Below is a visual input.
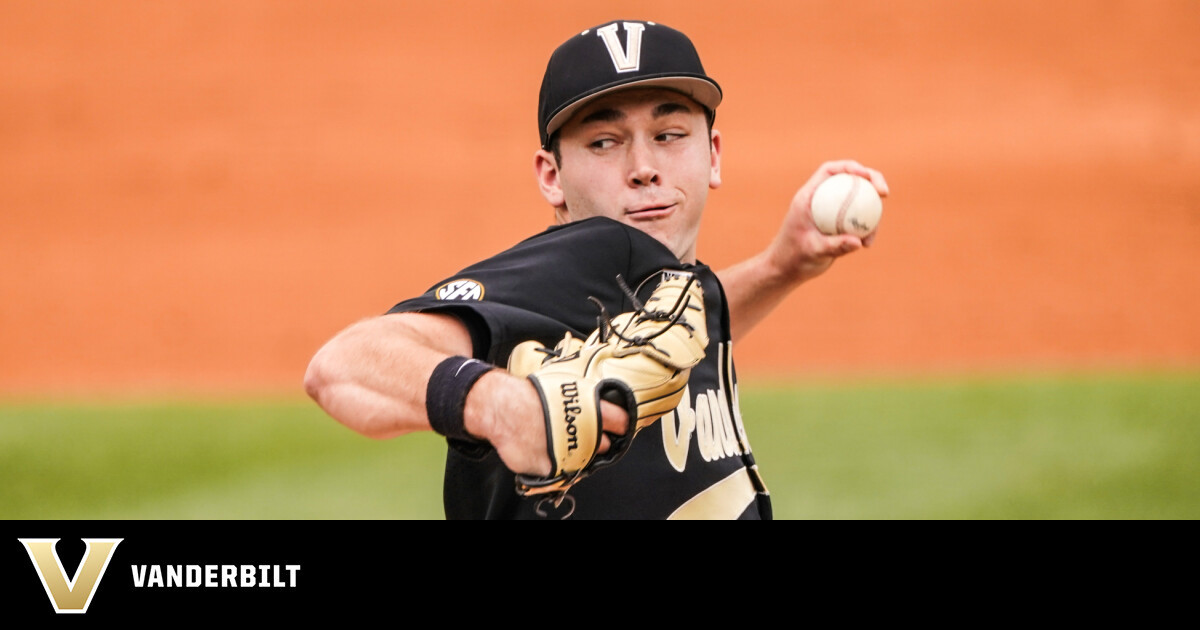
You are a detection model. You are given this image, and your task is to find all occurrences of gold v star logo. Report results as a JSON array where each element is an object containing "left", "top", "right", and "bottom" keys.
[{"left": 19, "top": 538, "right": 123, "bottom": 614}]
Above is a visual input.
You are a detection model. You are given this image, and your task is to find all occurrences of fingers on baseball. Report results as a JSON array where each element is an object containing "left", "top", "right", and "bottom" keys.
[
  {"left": 822, "top": 234, "right": 863, "bottom": 256},
  {"left": 813, "top": 159, "right": 889, "bottom": 198}
]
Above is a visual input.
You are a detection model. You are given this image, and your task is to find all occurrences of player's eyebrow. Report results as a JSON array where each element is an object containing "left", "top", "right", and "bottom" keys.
[
  {"left": 578, "top": 101, "right": 696, "bottom": 126},
  {"left": 579, "top": 107, "right": 625, "bottom": 126},
  {"left": 652, "top": 102, "right": 694, "bottom": 118}
]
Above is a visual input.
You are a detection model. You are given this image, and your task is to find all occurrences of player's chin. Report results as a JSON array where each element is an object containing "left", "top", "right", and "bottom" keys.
[{"left": 621, "top": 216, "right": 669, "bottom": 238}]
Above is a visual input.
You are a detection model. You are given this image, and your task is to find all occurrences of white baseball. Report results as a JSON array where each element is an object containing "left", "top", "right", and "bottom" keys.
[{"left": 810, "top": 173, "right": 883, "bottom": 237}]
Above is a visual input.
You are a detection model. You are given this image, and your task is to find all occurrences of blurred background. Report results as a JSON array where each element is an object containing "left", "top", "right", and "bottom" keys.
[{"left": 2, "top": 1, "right": 1197, "bottom": 519}]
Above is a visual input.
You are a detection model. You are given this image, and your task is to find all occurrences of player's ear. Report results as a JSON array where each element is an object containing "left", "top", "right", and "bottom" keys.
[
  {"left": 708, "top": 128, "right": 722, "bottom": 190},
  {"left": 534, "top": 149, "right": 566, "bottom": 208}
]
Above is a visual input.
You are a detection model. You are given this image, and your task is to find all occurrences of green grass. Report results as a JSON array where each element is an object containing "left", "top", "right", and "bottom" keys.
[
  {"left": 0, "top": 398, "right": 447, "bottom": 519},
  {"left": 745, "top": 370, "right": 1200, "bottom": 519},
  {"left": 2, "top": 370, "right": 1197, "bottom": 520}
]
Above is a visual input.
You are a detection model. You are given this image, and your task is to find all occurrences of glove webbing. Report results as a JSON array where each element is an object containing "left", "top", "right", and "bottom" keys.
[{"left": 589, "top": 273, "right": 701, "bottom": 348}]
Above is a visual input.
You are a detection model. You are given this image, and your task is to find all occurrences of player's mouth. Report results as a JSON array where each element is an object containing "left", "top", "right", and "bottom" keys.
[{"left": 626, "top": 203, "right": 675, "bottom": 220}]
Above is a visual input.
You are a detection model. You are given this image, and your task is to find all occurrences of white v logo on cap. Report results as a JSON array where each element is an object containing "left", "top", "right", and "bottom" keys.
[{"left": 596, "top": 22, "right": 646, "bottom": 73}]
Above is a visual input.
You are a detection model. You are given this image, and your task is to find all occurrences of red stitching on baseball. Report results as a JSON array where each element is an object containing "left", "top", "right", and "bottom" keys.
[{"left": 834, "top": 175, "right": 858, "bottom": 235}]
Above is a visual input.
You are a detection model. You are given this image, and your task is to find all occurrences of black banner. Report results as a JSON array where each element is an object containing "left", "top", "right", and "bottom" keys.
[{"left": 1, "top": 520, "right": 493, "bottom": 620}]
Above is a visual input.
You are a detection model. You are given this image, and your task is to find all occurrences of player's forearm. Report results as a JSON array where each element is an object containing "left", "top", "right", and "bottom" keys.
[
  {"left": 717, "top": 250, "right": 803, "bottom": 340},
  {"left": 719, "top": 215, "right": 866, "bottom": 339},
  {"left": 304, "top": 313, "right": 474, "bottom": 440}
]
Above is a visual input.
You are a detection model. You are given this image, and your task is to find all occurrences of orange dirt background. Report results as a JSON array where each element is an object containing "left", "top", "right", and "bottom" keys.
[{"left": 2, "top": 1, "right": 1198, "bottom": 397}]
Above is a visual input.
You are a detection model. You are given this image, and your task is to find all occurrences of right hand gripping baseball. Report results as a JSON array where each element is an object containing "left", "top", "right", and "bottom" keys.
[{"left": 507, "top": 270, "right": 709, "bottom": 499}]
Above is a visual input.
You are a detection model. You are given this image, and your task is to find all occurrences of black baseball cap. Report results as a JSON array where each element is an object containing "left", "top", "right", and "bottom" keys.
[{"left": 537, "top": 20, "right": 723, "bottom": 149}]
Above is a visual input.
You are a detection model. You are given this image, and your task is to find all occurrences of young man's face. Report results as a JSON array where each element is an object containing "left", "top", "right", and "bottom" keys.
[{"left": 535, "top": 88, "right": 722, "bottom": 264}]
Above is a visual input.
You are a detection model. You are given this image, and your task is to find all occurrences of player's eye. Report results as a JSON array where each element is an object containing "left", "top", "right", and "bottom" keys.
[
  {"left": 656, "top": 131, "right": 686, "bottom": 142},
  {"left": 590, "top": 138, "right": 618, "bottom": 150}
]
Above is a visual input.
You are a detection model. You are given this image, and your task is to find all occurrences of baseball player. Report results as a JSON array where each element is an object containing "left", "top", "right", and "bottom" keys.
[{"left": 305, "top": 19, "right": 888, "bottom": 519}]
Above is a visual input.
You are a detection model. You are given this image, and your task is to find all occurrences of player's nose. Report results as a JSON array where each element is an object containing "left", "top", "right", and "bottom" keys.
[{"left": 626, "top": 140, "right": 660, "bottom": 187}]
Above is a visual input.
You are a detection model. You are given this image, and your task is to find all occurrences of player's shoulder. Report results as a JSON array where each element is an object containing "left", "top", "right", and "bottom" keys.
[
  {"left": 504, "top": 216, "right": 676, "bottom": 268},
  {"left": 516, "top": 216, "right": 660, "bottom": 248},
  {"left": 400, "top": 216, "right": 683, "bottom": 311}
]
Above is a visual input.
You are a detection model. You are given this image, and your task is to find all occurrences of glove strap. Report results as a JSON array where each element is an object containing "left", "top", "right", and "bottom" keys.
[{"left": 426, "top": 355, "right": 493, "bottom": 444}]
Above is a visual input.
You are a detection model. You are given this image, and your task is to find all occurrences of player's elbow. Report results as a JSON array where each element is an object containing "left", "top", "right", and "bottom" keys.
[
  {"left": 304, "top": 342, "right": 342, "bottom": 409},
  {"left": 302, "top": 336, "right": 403, "bottom": 441},
  {"left": 304, "top": 320, "right": 368, "bottom": 405},
  {"left": 303, "top": 355, "right": 325, "bottom": 403},
  {"left": 304, "top": 345, "right": 333, "bottom": 405}
]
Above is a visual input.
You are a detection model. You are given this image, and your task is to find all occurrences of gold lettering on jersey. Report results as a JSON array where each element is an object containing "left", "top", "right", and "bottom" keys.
[
  {"left": 694, "top": 389, "right": 715, "bottom": 460},
  {"left": 662, "top": 385, "right": 695, "bottom": 471},
  {"left": 722, "top": 339, "right": 751, "bottom": 455},
  {"left": 704, "top": 390, "right": 724, "bottom": 458},
  {"left": 659, "top": 341, "right": 750, "bottom": 469}
]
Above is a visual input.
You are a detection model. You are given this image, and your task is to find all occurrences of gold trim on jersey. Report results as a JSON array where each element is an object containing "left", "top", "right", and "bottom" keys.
[{"left": 667, "top": 467, "right": 760, "bottom": 520}]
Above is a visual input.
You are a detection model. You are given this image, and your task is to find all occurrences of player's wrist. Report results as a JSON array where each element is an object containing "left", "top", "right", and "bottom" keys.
[
  {"left": 760, "top": 245, "right": 809, "bottom": 287},
  {"left": 426, "top": 355, "right": 493, "bottom": 444}
]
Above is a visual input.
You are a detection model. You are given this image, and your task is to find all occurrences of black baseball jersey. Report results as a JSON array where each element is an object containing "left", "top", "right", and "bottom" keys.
[{"left": 388, "top": 216, "right": 772, "bottom": 520}]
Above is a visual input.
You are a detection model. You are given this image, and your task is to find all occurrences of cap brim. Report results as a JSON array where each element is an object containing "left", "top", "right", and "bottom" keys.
[{"left": 543, "top": 76, "right": 722, "bottom": 146}]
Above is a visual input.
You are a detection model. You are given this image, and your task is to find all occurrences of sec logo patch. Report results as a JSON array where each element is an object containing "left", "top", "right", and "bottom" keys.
[{"left": 436, "top": 279, "right": 484, "bottom": 301}]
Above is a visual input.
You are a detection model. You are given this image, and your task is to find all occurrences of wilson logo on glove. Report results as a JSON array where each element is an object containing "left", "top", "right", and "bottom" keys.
[
  {"left": 506, "top": 269, "right": 709, "bottom": 508},
  {"left": 559, "top": 381, "right": 581, "bottom": 451}
]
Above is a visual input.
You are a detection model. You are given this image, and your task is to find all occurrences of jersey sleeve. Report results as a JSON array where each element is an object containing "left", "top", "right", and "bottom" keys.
[{"left": 386, "top": 217, "right": 686, "bottom": 366}]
